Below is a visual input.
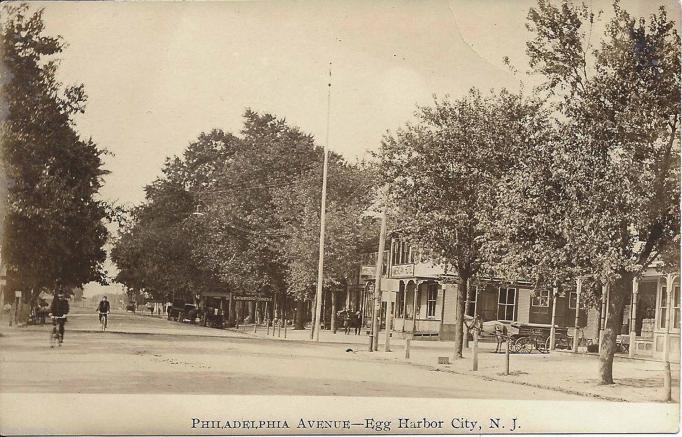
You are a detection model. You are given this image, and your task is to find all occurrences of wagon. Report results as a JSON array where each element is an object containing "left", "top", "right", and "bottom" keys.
[{"left": 509, "top": 322, "right": 570, "bottom": 353}]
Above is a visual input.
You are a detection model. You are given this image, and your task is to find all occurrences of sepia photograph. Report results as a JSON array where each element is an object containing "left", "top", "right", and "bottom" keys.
[{"left": 0, "top": 0, "right": 680, "bottom": 434}]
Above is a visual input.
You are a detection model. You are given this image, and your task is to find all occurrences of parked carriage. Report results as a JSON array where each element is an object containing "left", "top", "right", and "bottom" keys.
[{"left": 508, "top": 322, "right": 571, "bottom": 353}]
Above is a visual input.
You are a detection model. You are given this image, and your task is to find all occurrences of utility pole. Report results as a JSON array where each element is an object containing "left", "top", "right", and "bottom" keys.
[
  {"left": 384, "top": 237, "right": 395, "bottom": 352},
  {"left": 371, "top": 188, "right": 388, "bottom": 352},
  {"left": 313, "top": 63, "right": 332, "bottom": 342}
]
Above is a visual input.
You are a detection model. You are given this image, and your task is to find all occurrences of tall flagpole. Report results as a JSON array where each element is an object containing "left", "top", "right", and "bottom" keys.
[{"left": 313, "top": 63, "right": 332, "bottom": 342}]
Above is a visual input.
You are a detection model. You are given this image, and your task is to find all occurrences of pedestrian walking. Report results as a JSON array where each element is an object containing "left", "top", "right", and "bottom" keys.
[
  {"left": 353, "top": 310, "right": 362, "bottom": 335},
  {"left": 494, "top": 323, "right": 508, "bottom": 353},
  {"left": 343, "top": 310, "right": 351, "bottom": 335}
]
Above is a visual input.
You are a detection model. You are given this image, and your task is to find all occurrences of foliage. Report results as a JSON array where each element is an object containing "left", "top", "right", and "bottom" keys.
[
  {"left": 1, "top": 4, "right": 111, "bottom": 301},
  {"left": 113, "top": 111, "right": 377, "bottom": 310},
  {"left": 273, "top": 157, "right": 378, "bottom": 301},
  {"left": 380, "top": 89, "right": 552, "bottom": 357},
  {"left": 111, "top": 129, "right": 236, "bottom": 301},
  {"left": 486, "top": 0, "right": 680, "bottom": 383}
]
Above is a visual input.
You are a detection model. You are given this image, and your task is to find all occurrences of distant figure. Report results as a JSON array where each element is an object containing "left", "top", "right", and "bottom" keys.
[
  {"left": 97, "top": 296, "right": 111, "bottom": 326},
  {"left": 494, "top": 323, "right": 508, "bottom": 353},
  {"left": 97, "top": 296, "right": 111, "bottom": 329},
  {"left": 343, "top": 310, "right": 351, "bottom": 335},
  {"left": 50, "top": 291, "right": 70, "bottom": 341},
  {"left": 353, "top": 310, "right": 362, "bottom": 335}
]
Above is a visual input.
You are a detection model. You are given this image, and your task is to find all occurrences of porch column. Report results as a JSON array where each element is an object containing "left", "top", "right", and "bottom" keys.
[
  {"left": 572, "top": 277, "right": 582, "bottom": 353},
  {"left": 549, "top": 282, "right": 558, "bottom": 351},
  {"left": 473, "top": 285, "right": 479, "bottom": 319},
  {"left": 411, "top": 281, "right": 420, "bottom": 337},
  {"left": 664, "top": 274, "right": 675, "bottom": 362},
  {"left": 401, "top": 283, "right": 409, "bottom": 333},
  {"left": 629, "top": 278, "right": 639, "bottom": 358}
]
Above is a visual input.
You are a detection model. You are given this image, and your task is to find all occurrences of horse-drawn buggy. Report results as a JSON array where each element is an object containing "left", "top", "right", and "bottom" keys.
[{"left": 508, "top": 322, "right": 571, "bottom": 353}]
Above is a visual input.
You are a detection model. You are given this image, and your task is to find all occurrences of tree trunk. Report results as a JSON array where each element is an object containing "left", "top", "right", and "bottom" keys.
[
  {"left": 294, "top": 299, "right": 306, "bottom": 330},
  {"left": 248, "top": 301, "right": 255, "bottom": 323},
  {"left": 598, "top": 275, "right": 630, "bottom": 384},
  {"left": 228, "top": 294, "right": 236, "bottom": 326},
  {"left": 331, "top": 290, "right": 337, "bottom": 332},
  {"left": 463, "top": 284, "right": 473, "bottom": 349},
  {"left": 453, "top": 276, "right": 468, "bottom": 359}
]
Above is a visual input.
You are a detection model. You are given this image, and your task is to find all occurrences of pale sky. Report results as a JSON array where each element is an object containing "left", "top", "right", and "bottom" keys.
[{"left": 31, "top": 0, "right": 679, "bottom": 295}]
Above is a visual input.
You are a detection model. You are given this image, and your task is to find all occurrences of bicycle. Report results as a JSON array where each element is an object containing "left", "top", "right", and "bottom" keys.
[
  {"left": 50, "top": 315, "right": 66, "bottom": 348},
  {"left": 98, "top": 312, "right": 109, "bottom": 331}
]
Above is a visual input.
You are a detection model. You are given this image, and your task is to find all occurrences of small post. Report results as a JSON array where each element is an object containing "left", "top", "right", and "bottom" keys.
[
  {"left": 266, "top": 318, "right": 270, "bottom": 335},
  {"left": 283, "top": 320, "right": 287, "bottom": 338},
  {"left": 573, "top": 277, "right": 582, "bottom": 353},
  {"left": 368, "top": 333, "right": 373, "bottom": 352},
  {"left": 264, "top": 301, "right": 269, "bottom": 331},
  {"left": 505, "top": 336, "right": 510, "bottom": 376},
  {"left": 472, "top": 328, "right": 479, "bottom": 371},
  {"left": 662, "top": 274, "right": 675, "bottom": 402},
  {"left": 549, "top": 283, "right": 558, "bottom": 351},
  {"left": 663, "top": 361, "right": 672, "bottom": 402},
  {"left": 254, "top": 321, "right": 257, "bottom": 334},
  {"left": 404, "top": 338, "right": 411, "bottom": 359},
  {"left": 629, "top": 278, "right": 639, "bottom": 358}
]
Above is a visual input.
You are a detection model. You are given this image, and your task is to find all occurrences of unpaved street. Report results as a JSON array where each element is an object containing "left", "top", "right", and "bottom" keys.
[{"left": 0, "top": 310, "right": 584, "bottom": 399}]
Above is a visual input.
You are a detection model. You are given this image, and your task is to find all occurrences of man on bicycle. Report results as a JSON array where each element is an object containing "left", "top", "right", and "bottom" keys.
[
  {"left": 97, "top": 296, "right": 111, "bottom": 328},
  {"left": 49, "top": 291, "right": 70, "bottom": 342}
]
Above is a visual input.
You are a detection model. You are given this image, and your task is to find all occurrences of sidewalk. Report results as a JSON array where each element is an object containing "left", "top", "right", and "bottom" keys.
[{"left": 243, "top": 325, "right": 680, "bottom": 403}]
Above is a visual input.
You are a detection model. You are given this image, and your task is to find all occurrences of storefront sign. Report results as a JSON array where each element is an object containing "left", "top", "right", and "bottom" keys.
[
  {"left": 414, "top": 262, "right": 445, "bottom": 277},
  {"left": 391, "top": 264, "right": 414, "bottom": 278},
  {"left": 360, "top": 266, "right": 376, "bottom": 276},
  {"left": 232, "top": 296, "right": 272, "bottom": 302}
]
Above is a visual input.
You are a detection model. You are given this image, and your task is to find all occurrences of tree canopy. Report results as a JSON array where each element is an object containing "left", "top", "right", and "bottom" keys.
[
  {"left": 112, "top": 110, "right": 378, "bottom": 315},
  {"left": 485, "top": 0, "right": 680, "bottom": 383},
  {"left": 1, "top": 4, "right": 111, "bottom": 302},
  {"left": 380, "top": 89, "right": 552, "bottom": 357}
]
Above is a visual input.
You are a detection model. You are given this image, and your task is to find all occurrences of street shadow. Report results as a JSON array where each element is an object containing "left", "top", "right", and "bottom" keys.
[{"left": 580, "top": 377, "right": 680, "bottom": 388}]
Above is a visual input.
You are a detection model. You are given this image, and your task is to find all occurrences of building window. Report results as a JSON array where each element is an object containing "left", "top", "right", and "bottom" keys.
[
  {"left": 465, "top": 286, "right": 478, "bottom": 317},
  {"left": 532, "top": 289, "right": 550, "bottom": 307},
  {"left": 660, "top": 285, "right": 668, "bottom": 330},
  {"left": 568, "top": 291, "right": 585, "bottom": 310},
  {"left": 399, "top": 242, "right": 410, "bottom": 265},
  {"left": 396, "top": 288, "right": 405, "bottom": 318},
  {"left": 498, "top": 287, "right": 516, "bottom": 321},
  {"left": 674, "top": 285, "right": 680, "bottom": 330},
  {"left": 426, "top": 284, "right": 438, "bottom": 318}
]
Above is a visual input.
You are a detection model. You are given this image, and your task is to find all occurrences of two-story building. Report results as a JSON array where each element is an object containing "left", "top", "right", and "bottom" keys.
[{"left": 359, "top": 237, "right": 679, "bottom": 362}]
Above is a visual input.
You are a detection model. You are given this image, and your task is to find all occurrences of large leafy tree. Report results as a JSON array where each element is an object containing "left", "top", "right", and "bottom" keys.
[
  {"left": 192, "top": 111, "right": 321, "bottom": 302},
  {"left": 380, "top": 89, "right": 551, "bottom": 358},
  {"left": 488, "top": 0, "right": 680, "bottom": 384},
  {"left": 273, "top": 157, "right": 377, "bottom": 328},
  {"left": 111, "top": 130, "right": 236, "bottom": 302},
  {"left": 1, "top": 4, "right": 111, "bottom": 305}
]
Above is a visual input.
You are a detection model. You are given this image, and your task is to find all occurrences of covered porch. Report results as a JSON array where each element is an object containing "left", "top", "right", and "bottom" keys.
[{"left": 390, "top": 279, "right": 443, "bottom": 338}]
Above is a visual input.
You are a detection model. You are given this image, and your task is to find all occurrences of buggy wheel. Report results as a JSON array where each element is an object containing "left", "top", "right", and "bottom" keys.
[
  {"left": 510, "top": 337, "right": 522, "bottom": 353},
  {"left": 515, "top": 337, "right": 534, "bottom": 353}
]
